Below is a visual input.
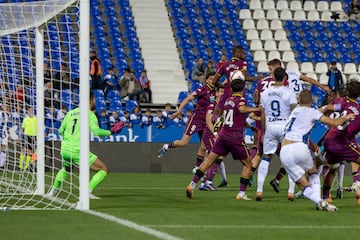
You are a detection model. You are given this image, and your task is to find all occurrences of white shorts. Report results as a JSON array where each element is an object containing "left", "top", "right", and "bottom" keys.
[
  {"left": 280, "top": 142, "right": 314, "bottom": 182},
  {"left": 263, "top": 124, "right": 285, "bottom": 154}
]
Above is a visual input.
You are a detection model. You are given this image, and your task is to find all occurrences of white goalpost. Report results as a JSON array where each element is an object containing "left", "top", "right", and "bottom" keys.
[{"left": 0, "top": 0, "right": 90, "bottom": 210}]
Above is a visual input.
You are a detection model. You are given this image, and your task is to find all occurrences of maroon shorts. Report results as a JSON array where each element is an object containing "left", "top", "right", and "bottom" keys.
[
  {"left": 184, "top": 113, "right": 206, "bottom": 136},
  {"left": 211, "top": 133, "right": 250, "bottom": 161},
  {"left": 324, "top": 138, "right": 360, "bottom": 164}
]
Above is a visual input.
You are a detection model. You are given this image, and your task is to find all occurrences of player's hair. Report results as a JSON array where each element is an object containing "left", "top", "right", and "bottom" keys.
[
  {"left": 267, "top": 58, "right": 282, "bottom": 67},
  {"left": 205, "top": 71, "right": 216, "bottom": 80},
  {"left": 273, "top": 67, "right": 287, "bottom": 82},
  {"left": 298, "top": 89, "right": 313, "bottom": 104},
  {"left": 338, "top": 87, "right": 348, "bottom": 97},
  {"left": 232, "top": 45, "right": 244, "bottom": 55},
  {"left": 346, "top": 78, "right": 360, "bottom": 99},
  {"left": 231, "top": 78, "right": 245, "bottom": 92},
  {"left": 216, "top": 84, "right": 225, "bottom": 91}
]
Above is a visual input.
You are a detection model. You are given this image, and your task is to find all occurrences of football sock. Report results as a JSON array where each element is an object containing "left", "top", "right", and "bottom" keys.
[
  {"left": 322, "top": 185, "right": 331, "bottom": 200},
  {"left": 352, "top": 167, "right": 360, "bottom": 183},
  {"left": 204, "top": 162, "right": 219, "bottom": 182},
  {"left": 219, "top": 161, "right": 227, "bottom": 181},
  {"left": 0, "top": 151, "right": 6, "bottom": 167},
  {"left": 309, "top": 173, "right": 321, "bottom": 199},
  {"left": 167, "top": 143, "right": 173, "bottom": 149},
  {"left": 24, "top": 156, "right": 31, "bottom": 170},
  {"left": 239, "top": 177, "right": 250, "bottom": 192},
  {"left": 337, "top": 162, "right": 345, "bottom": 189},
  {"left": 256, "top": 159, "right": 270, "bottom": 193},
  {"left": 275, "top": 167, "right": 287, "bottom": 182},
  {"left": 19, "top": 154, "right": 25, "bottom": 169},
  {"left": 53, "top": 168, "right": 68, "bottom": 189},
  {"left": 288, "top": 175, "right": 296, "bottom": 194},
  {"left": 322, "top": 165, "right": 329, "bottom": 180},
  {"left": 195, "top": 155, "right": 204, "bottom": 168},
  {"left": 89, "top": 170, "right": 108, "bottom": 191},
  {"left": 303, "top": 185, "right": 321, "bottom": 205},
  {"left": 190, "top": 169, "right": 205, "bottom": 187}
]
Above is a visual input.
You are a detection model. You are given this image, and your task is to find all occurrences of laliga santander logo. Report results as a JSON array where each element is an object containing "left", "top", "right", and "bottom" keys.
[{"left": 229, "top": 70, "right": 245, "bottom": 82}]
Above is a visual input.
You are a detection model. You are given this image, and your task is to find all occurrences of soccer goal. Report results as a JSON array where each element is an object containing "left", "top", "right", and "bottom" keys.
[{"left": 0, "top": 0, "right": 90, "bottom": 210}]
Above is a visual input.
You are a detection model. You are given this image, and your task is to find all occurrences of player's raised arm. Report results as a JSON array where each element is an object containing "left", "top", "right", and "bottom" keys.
[
  {"left": 171, "top": 94, "right": 195, "bottom": 119},
  {"left": 300, "top": 74, "right": 329, "bottom": 92},
  {"left": 319, "top": 112, "right": 355, "bottom": 127}
]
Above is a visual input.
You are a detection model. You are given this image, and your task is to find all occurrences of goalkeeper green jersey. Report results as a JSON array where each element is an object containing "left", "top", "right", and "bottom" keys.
[{"left": 59, "top": 108, "right": 110, "bottom": 152}]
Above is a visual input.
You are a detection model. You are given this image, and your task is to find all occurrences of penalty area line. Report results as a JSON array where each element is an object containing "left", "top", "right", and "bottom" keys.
[
  {"left": 146, "top": 224, "right": 360, "bottom": 229},
  {"left": 84, "top": 210, "right": 183, "bottom": 240}
]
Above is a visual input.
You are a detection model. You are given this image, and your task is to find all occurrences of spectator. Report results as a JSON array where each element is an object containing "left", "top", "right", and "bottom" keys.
[
  {"left": 137, "top": 69, "right": 152, "bottom": 103},
  {"left": 119, "top": 110, "right": 132, "bottom": 128},
  {"left": 141, "top": 108, "right": 153, "bottom": 127},
  {"left": 44, "top": 62, "right": 52, "bottom": 83},
  {"left": 55, "top": 63, "right": 71, "bottom": 91},
  {"left": 109, "top": 111, "right": 120, "bottom": 128},
  {"left": 153, "top": 109, "right": 166, "bottom": 129},
  {"left": 191, "top": 57, "right": 206, "bottom": 84},
  {"left": 119, "top": 70, "right": 142, "bottom": 101},
  {"left": 162, "top": 103, "right": 175, "bottom": 127},
  {"left": 44, "top": 81, "right": 60, "bottom": 109},
  {"left": 0, "top": 80, "right": 9, "bottom": 104},
  {"left": 326, "top": 62, "right": 344, "bottom": 91},
  {"left": 98, "top": 109, "right": 110, "bottom": 130},
  {"left": 348, "top": 0, "right": 360, "bottom": 21},
  {"left": 90, "top": 51, "right": 102, "bottom": 90},
  {"left": 14, "top": 84, "right": 25, "bottom": 107},
  {"left": 216, "top": 53, "right": 227, "bottom": 71},
  {"left": 130, "top": 106, "right": 142, "bottom": 125},
  {"left": 204, "top": 60, "right": 216, "bottom": 77},
  {"left": 45, "top": 106, "right": 57, "bottom": 136},
  {"left": 103, "top": 67, "right": 120, "bottom": 94}
]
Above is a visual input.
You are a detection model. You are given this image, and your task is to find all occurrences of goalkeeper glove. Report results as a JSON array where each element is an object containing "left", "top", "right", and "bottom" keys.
[{"left": 111, "top": 121, "right": 124, "bottom": 134}]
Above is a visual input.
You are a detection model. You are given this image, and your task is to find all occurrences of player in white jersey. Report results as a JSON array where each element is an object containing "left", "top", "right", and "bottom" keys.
[
  {"left": 0, "top": 104, "right": 9, "bottom": 168},
  {"left": 266, "top": 59, "right": 329, "bottom": 195},
  {"left": 280, "top": 90, "right": 354, "bottom": 211},
  {"left": 256, "top": 67, "right": 298, "bottom": 201}
]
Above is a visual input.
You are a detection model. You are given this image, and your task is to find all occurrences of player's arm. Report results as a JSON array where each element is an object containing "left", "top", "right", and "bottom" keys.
[
  {"left": 300, "top": 74, "right": 329, "bottom": 92},
  {"left": 253, "top": 90, "right": 260, "bottom": 106},
  {"left": 249, "top": 112, "right": 261, "bottom": 121},
  {"left": 212, "top": 72, "right": 222, "bottom": 85},
  {"left": 239, "top": 105, "right": 261, "bottom": 114},
  {"left": 171, "top": 94, "right": 195, "bottom": 119},
  {"left": 318, "top": 104, "right": 340, "bottom": 114},
  {"left": 58, "top": 112, "right": 70, "bottom": 137},
  {"left": 90, "top": 112, "right": 111, "bottom": 136},
  {"left": 319, "top": 113, "right": 355, "bottom": 127},
  {"left": 206, "top": 110, "right": 215, "bottom": 135}
]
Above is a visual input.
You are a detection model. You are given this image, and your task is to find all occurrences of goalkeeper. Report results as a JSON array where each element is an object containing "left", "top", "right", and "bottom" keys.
[{"left": 49, "top": 92, "right": 123, "bottom": 199}]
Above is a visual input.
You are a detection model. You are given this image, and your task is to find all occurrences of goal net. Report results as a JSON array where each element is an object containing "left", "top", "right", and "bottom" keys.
[{"left": 0, "top": 0, "right": 89, "bottom": 210}]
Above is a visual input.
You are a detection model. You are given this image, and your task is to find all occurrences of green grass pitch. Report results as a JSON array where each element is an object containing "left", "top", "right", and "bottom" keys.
[{"left": 0, "top": 173, "right": 359, "bottom": 240}]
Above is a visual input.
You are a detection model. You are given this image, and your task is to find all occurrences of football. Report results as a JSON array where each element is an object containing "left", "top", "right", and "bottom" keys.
[{"left": 229, "top": 70, "right": 245, "bottom": 81}]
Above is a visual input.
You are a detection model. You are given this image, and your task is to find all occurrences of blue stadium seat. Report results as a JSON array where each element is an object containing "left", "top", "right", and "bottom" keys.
[
  {"left": 325, "top": 51, "right": 338, "bottom": 62},
  {"left": 317, "top": 31, "right": 329, "bottom": 42},
  {"left": 303, "top": 31, "right": 315, "bottom": 41},
  {"left": 288, "top": 31, "right": 301, "bottom": 42},
  {"left": 182, "top": 101, "right": 194, "bottom": 114},
  {"left": 339, "top": 22, "right": 352, "bottom": 32},
  {"left": 349, "top": 42, "right": 360, "bottom": 54},
  {"left": 292, "top": 41, "right": 305, "bottom": 52},
  {"left": 335, "top": 42, "right": 348, "bottom": 53},
  {"left": 344, "top": 31, "right": 356, "bottom": 43},
  {"left": 321, "top": 41, "right": 334, "bottom": 52},
  {"left": 190, "top": 81, "right": 203, "bottom": 92},
  {"left": 353, "top": 54, "right": 360, "bottom": 64},
  {"left": 284, "top": 21, "right": 297, "bottom": 31},
  {"left": 93, "top": 89, "right": 105, "bottom": 100},
  {"left": 177, "top": 91, "right": 189, "bottom": 103},
  {"left": 125, "top": 100, "right": 138, "bottom": 113},
  {"left": 109, "top": 99, "right": 122, "bottom": 113},
  {"left": 326, "top": 22, "right": 339, "bottom": 32},
  {"left": 307, "top": 40, "right": 320, "bottom": 52},
  {"left": 312, "top": 21, "right": 325, "bottom": 31},
  {"left": 339, "top": 52, "right": 353, "bottom": 63},
  {"left": 311, "top": 51, "right": 324, "bottom": 62},
  {"left": 298, "top": 21, "right": 311, "bottom": 31},
  {"left": 106, "top": 90, "right": 121, "bottom": 101},
  {"left": 296, "top": 51, "right": 310, "bottom": 62},
  {"left": 330, "top": 31, "right": 343, "bottom": 42}
]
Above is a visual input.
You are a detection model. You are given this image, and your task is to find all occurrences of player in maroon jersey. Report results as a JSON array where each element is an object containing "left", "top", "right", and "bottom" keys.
[
  {"left": 321, "top": 79, "right": 360, "bottom": 205},
  {"left": 158, "top": 72, "right": 216, "bottom": 171},
  {"left": 186, "top": 79, "right": 261, "bottom": 200}
]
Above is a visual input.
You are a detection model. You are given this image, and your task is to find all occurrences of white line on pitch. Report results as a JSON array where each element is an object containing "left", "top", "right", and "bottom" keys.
[
  {"left": 84, "top": 210, "right": 183, "bottom": 240},
  {"left": 146, "top": 225, "right": 360, "bottom": 229},
  {"left": 101, "top": 187, "right": 238, "bottom": 190}
]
